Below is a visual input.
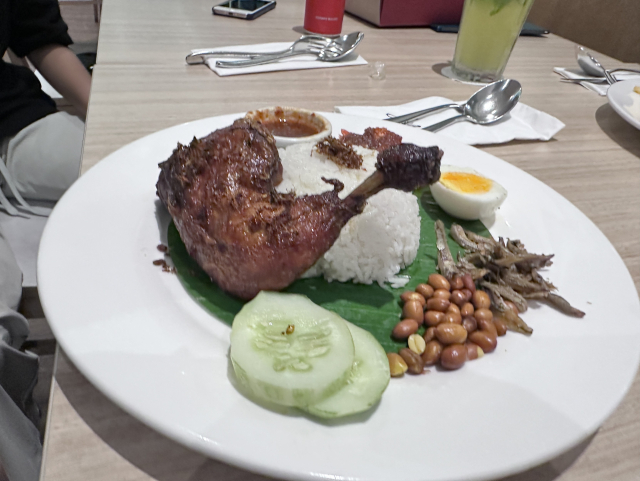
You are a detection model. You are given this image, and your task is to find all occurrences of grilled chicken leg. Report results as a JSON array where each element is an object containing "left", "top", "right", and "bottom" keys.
[{"left": 157, "top": 119, "right": 441, "bottom": 299}]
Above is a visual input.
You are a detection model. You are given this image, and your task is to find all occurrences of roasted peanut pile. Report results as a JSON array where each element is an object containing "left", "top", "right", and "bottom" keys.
[{"left": 388, "top": 273, "right": 514, "bottom": 377}]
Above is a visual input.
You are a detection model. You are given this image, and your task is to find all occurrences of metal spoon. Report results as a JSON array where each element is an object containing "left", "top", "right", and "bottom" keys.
[
  {"left": 422, "top": 79, "right": 522, "bottom": 132},
  {"left": 215, "top": 32, "right": 364, "bottom": 68},
  {"left": 386, "top": 79, "right": 517, "bottom": 124},
  {"left": 575, "top": 46, "right": 640, "bottom": 82}
]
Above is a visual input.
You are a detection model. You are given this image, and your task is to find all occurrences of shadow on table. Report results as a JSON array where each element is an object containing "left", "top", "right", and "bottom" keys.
[
  {"left": 595, "top": 104, "right": 640, "bottom": 159},
  {"left": 56, "top": 349, "right": 595, "bottom": 481},
  {"left": 432, "top": 62, "right": 451, "bottom": 77},
  {"left": 55, "top": 350, "right": 275, "bottom": 481}
]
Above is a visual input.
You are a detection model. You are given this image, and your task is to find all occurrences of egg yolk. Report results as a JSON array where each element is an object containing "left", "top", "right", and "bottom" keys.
[{"left": 440, "top": 172, "right": 493, "bottom": 194}]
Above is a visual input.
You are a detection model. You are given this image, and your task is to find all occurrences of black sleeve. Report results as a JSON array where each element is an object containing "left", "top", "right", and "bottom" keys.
[{"left": 9, "top": 0, "right": 73, "bottom": 57}]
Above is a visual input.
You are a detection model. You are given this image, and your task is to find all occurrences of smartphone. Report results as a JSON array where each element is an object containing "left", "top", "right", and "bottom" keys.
[{"left": 213, "top": 0, "right": 276, "bottom": 20}]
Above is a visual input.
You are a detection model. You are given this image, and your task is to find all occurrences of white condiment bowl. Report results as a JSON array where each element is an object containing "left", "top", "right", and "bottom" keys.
[{"left": 245, "top": 107, "right": 332, "bottom": 148}]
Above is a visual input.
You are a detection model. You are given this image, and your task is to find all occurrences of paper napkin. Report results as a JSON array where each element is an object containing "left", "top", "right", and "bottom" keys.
[
  {"left": 336, "top": 97, "right": 565, "bottom": 145},
  {"left": 554, "top": 67, "right": 640, "bottom": 96},
  {"left": 194, "top": 42, "right": 367, "bottom": 77}
]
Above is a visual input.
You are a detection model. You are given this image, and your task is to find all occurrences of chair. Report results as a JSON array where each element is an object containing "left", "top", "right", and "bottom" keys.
[
  {"left": 4, "top": 49, "right": 32, "bottom": 70},
  {"left": 58, "top": 0, "right": 103, "bottom": 23}
]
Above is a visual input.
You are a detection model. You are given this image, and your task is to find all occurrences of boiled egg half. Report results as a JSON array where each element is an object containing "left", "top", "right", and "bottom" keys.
[{"left": 430, "top": 166, "right": 507, "bottom": 221}]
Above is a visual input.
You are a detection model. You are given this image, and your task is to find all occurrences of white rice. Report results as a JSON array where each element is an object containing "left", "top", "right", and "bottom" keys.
[{"left": 277, "top": 142, "right": 420, "bottom": 288}]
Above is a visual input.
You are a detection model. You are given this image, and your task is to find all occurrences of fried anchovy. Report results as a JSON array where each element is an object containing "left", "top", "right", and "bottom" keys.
[
  {"left": 500, "top": 270, "right": 549, "bottom": 294},
  {"left": 445, "top": 223, "right": 583, "bottom": 326},
  {"left": 481, "top": 282, "right": 533, "bottom": 335},
  {"left": 481, "top": 280, "right": 528, "bottom": 313},
  {"left": 493, "top": 280, "right": 529, "bottom": 313},
  {"left": 449, "top": 224, "right": 496, "bottom": 256},
  {"left": 506, "top": 239, "right": 527, "bottom": 255},
  {"left": 493, "top": 253, "right": 554, "bottom": 269},
  {"left": 531, "top": 269, "right": 556, "bottom": 291},
  {"left": 463, "top": 228, "right": 499, "bottom": 253},
  {"left": 545, "top": 294, "right": 585, "bottom": 318},
  {"left": 457, "top": 257, "right": 491, "bottom": 280},
  {"left": 522, "top": 292, "right": 585, "bottom": 318},
  {"left": 450, "top": 224, "right": 479, "bottom": 249},
  {"left": 435, "top": 220, "right": 458, "bottom": 279},
  {"left": 458, "top": 252, "right": 489, "bottom": 266}
]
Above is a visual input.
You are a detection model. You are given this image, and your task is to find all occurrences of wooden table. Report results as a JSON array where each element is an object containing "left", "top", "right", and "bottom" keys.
[{"left": 40, "top": 0, "right": 640, "bottom": 479}]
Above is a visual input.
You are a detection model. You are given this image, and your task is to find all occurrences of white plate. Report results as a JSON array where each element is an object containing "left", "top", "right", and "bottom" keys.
[
  {"left": 607, "top": 79, "right": 640, "bottom": 129},
  {"left": 38, "top": 113, "right": 640, "bottom": 481}
]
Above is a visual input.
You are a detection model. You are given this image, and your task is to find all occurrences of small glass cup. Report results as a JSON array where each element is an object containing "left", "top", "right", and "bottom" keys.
[{"left": 451, "top": 0, "right": 535, "bottom": 83}]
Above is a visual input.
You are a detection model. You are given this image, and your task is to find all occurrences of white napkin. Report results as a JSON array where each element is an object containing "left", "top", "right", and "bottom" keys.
[
  {"left": 554, "top": 67, "right": 640, "bottom": 96},
  {"left": 336, "top": 97, "right": 565, "bottom": 145},
  {"left": 196, "top": 42, "right": 367, "bottom": 77}
]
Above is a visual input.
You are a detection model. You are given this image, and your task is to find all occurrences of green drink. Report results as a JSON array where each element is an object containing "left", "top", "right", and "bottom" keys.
[{"left": 452, "top": 0, "right": 535, "bottom": 82}]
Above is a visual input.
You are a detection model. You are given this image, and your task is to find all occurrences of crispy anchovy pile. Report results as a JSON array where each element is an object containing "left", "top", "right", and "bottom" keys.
[{"left": 434, "top": 220, "right": 585, "bottom": 335}]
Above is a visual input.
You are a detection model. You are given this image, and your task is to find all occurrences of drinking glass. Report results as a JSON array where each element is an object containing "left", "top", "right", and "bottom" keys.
[{"left": 451, "top": 0, "right": 535, "bottom": 83}]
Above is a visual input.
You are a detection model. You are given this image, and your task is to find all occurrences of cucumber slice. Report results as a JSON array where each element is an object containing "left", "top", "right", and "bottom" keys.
[
  {"left": 306, "top": 321, "right": 390, "bottom": 419},
  {"left": 230, "top": 291, "right": 355, "bottom": 407}
]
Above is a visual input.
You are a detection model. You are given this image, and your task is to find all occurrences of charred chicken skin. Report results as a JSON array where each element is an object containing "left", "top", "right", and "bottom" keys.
[{"left": 157, "top": 119, "right": 442, "bottom": 300}]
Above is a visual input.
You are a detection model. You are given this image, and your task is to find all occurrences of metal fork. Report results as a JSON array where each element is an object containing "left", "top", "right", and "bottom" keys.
[
  {"left": 214, "top": 45, "right": 328, "bottom": 68},
  {"left": 560, "top": 77, "right": 610, "bottom": 84},
  {"left": 185, "top": 36, "right": 332, "bottom": 65},
  {"left": 215, "top": 31, "right": 363, "bottom": 69}
]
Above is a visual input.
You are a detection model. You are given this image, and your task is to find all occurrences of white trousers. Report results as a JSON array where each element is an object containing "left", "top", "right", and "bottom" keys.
[
  {"left": 0, "top": 111, "right": 83, "bottom": 214},
  {"left": 0, "top": 111, "right": 84, "bottom": 481}
]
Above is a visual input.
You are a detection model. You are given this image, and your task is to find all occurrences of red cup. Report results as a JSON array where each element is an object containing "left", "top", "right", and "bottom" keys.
[{"left": 304, "top": 0, "right": 346, "bottom": 35}]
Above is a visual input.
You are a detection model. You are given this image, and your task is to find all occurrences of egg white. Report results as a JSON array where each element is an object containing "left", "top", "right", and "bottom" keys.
[{"left": 430, "top": 165, "right": 507, "bottom": 221}]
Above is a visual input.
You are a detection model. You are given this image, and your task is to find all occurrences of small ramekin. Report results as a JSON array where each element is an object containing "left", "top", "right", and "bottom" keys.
[{"left": 245, "top": 107, "right": 332, "bottom": 148}]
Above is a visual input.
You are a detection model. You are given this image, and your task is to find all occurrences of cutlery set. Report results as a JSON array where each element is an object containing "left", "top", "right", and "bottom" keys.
[
  {"left": 559, "top": 46, "right": 640, "bottom": 85},
  {"left": 386, "top": 79, "right": 522, "bottom": 131},
  {"left": 186, "top": 32, "right": 364, "bottom": 68}
]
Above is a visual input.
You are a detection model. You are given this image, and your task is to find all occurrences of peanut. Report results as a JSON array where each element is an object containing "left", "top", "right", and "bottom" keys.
[
  {"left": 468, "top": 330, "right": 497, "bottom": 353},
  {"left": 462, "top": 315, "right": 477, "bottom": 333},
  {"left": 428, "top": 273, "right": 450, "bottom": 291},
  {"left": 460, "top": 302, "right": 475, "bottom": 317},
  {"left": 421, "top": 340, "right": 443, "bottom": 366},
  {"left": 504, "top": 300, "right": 519, "bottom": 314},
  {"left": 435, "top": 323, "right": 468, "bottom": 345},
  {"left": 400, "top": 291, "right": 426, "bottom": 306},
  {"left": 426, "top": 297, "right": 450, "bottom": 312},
  {"left": 477, "top": 317, "right": 497, "bottom": 337},
  {"left": 387, "top": 353, "right": 408, "bottom": 377},
  {"left": 447, "top": 303, "right": 461, "bottom": 316},
  {"left": 443, "top": 311, "right": 462, "bottom": 325},
  {"left": 440, "top": 344, "right": 467, "bottom": 370},
  {"left": 408, "top": 333, "right": 426, "bottom": 355},
  {"left": 450, "top": 289, "right": 467, "bottom": 307},
  {"left": 423, "top": 326, "right": 436, "bottom": 343},
  {"left": 465, "top": 341, "right": 484, "bottom": 361},
  {"left": 392, "top": 319, "right": 419, "bottom": 339},
  {"left": 472, "top": 290, "right": 491, "bottom": 309},
  {"left": 461, "top": 288, "right": 473, "bottom": 302},
  {"left": 461, "top": 273, "right": 476, "bottom": 294},
  {"left": 493, "top": 317, "right": 508, "bottom": 336},
  {"left": 450, "top": 275, "right": 464, "bottom": 290},
  {"left": 403, "top": 299, "right": 424, "bottom": 324},
  {"left": 424, "top": 310, "right": 445, "bottom": 327},
  {"left": 399, "top": 348, "right": 425, "bottom": 374},
  {"left": 433, "top": 288, "right": 452, "bottom": 300},
  {"left": 415, "top": 283, "right": 434, "bottom": 300},
  {"left": 474, "top": 307, "right": 494, "bottom": 323}
]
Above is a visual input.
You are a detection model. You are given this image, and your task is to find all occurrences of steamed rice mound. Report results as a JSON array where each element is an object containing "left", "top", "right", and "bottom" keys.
[{"left": 277, "top": 143, "right": 420, "bottom": 288}]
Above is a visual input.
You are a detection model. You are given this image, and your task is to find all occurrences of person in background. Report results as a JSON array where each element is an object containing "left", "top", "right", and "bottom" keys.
[{"left": 0, "top": 0, "right": 91, "bottom": 480}]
